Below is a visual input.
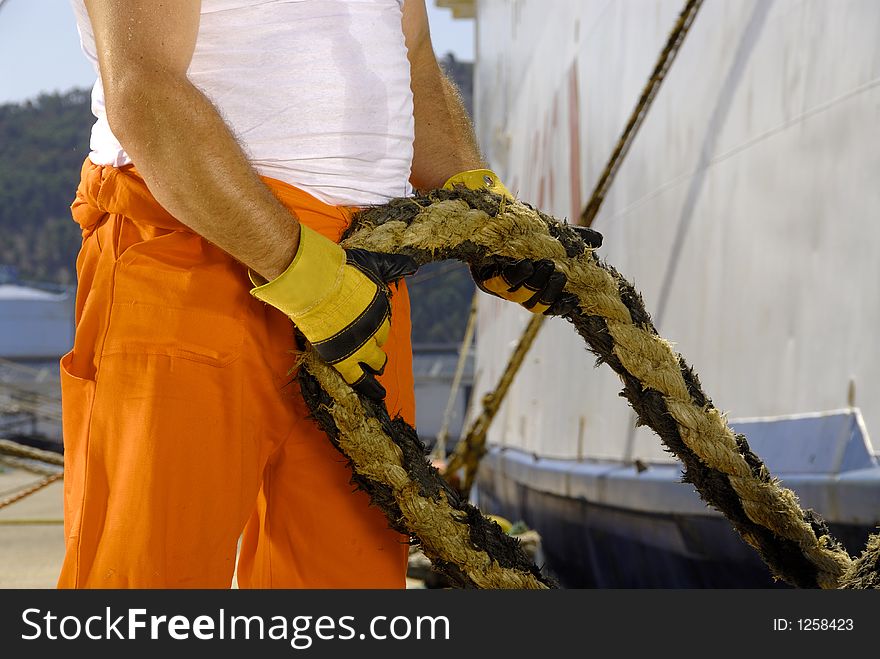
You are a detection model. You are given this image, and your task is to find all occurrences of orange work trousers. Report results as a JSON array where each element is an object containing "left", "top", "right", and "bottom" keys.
[{"left": 57, "top": 159, "right": 413, "bottom": 588}]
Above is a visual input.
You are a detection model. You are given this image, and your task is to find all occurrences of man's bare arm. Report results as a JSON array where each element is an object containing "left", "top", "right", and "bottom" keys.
[
  {"left": 403, "top": 0, "right": 484, "bottom": 190},
  {"left": 84, "top": 0, "right": 298, "bottom": 280}
]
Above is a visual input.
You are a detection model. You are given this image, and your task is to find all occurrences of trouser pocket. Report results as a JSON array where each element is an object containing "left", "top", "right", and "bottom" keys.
[{"left": 59, "top": 350, "right": 96, "bottom": 543}]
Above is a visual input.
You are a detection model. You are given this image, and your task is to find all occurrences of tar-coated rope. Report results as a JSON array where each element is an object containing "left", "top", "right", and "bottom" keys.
[{"left": 304, "top": 187, "right": 867, "bottom": 589}]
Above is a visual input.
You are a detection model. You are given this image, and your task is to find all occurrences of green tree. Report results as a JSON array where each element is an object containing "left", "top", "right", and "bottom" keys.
[{"left": 0, "top": 88, "right": 92, "bottom": 285}]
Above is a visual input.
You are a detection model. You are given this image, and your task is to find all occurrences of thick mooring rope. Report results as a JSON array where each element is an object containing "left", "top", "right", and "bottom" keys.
[
  {"left": 295, "top": 187, "right": 875, "bottom": 590},
  {"left": 298, "top": 350, "right": 553, "bottom": 589},
  {"left": 0, "top": 455, "right": 62, "bottom": 477},
  {"left": 839, "top": 535, "right": 880, "bottom": 589},
  {"left": 0, "top": 439, "right": 64, "bottom": 467}
]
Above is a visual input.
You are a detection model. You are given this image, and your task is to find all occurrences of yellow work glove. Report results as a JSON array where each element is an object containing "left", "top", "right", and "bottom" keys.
[
  {"left": 442, "top": 168, "right": 515, "bottom": 201},
  {"left": 444, "top": 168, "right": 603, "bottom": 316},
  {"left": 250, "top": 224, "right": 418, "bottom": 399}
]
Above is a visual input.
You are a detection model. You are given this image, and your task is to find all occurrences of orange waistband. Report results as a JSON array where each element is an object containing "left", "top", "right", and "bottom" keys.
[{"left": 70, "top": 158, "right": 353, "bottom": 241}]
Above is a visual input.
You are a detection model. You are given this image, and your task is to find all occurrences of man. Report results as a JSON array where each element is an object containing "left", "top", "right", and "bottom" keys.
[{"left": 61, "top": 0, "right": 579, "bottom": 588}]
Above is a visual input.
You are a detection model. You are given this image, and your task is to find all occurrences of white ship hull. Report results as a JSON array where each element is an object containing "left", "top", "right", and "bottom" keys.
[{"left": 467, "top": 0, "right": 880, "bottom": 586}]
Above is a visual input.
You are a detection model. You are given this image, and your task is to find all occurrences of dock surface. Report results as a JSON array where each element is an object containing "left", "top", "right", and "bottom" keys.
[{"left": 0, "top": 467, "right": 65, "bottom": 588}]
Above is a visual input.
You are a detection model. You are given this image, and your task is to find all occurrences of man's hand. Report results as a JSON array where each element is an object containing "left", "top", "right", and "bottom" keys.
[
  {"left": 471, "top": 221, "right": 602, "bottom": 316},
  {"left": 443, "top": 168, "right": 602, "bottom": 316},
  {"left": 471, "top": 245, "right": 594, "bottom": 317},
  {"left": 443, "top": 169, "right": 514, "bottom": 201},
  {"left": 404, "top": 0, "right": 601, "bottom": 317},
  {"left": 250, "top": 225, "right": 417, "bottom": 399}
]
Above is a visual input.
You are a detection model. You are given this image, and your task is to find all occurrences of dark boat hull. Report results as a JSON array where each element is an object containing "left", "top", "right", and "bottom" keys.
[
  {"left": 476, "top": 411, "right": 880, "bottom": 589},
  {"left": 478, "top": 477, "right": 874, "bottom": 588}
]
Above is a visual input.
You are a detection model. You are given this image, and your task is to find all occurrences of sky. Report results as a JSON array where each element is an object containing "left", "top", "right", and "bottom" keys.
[{"left": 0, "top": 0, "right": 474, "bottom": 105}]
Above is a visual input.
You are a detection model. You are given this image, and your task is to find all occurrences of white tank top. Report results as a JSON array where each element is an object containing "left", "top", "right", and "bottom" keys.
[{"left": 70, "top": 0, "right": 414, "bottom": 206}]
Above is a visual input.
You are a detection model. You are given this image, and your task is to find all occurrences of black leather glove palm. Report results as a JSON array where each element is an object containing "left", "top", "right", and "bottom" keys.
[{"left": 471, "top": 225, "right": 602, "bottom": 316}]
